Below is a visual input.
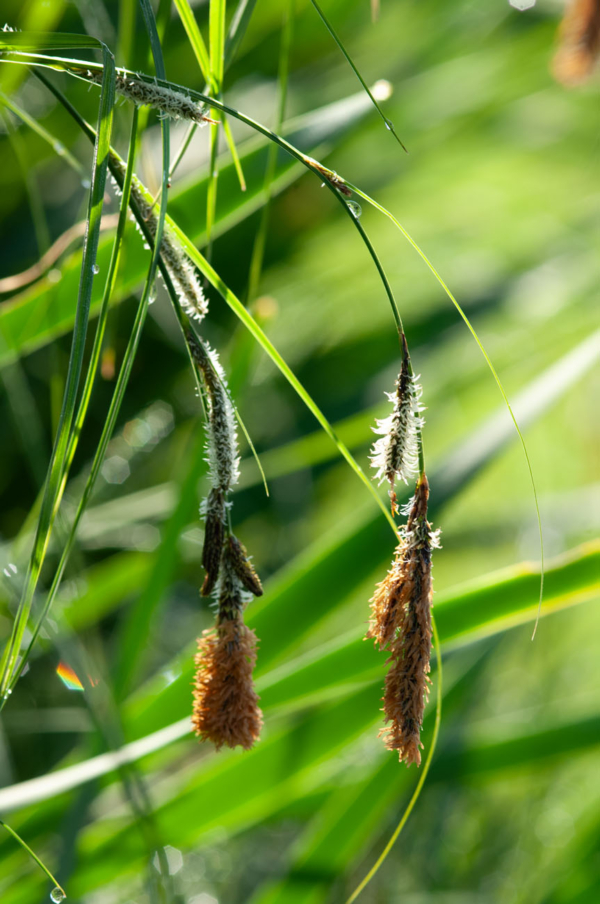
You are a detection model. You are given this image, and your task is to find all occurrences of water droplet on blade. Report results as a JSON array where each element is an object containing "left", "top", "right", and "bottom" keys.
[
  {"left": 50, "top": 888, "right": 66, "bottom": 903},
  {"left": 92, "top": 264, "right": 100, "bottom": 275},
  {"left": 81, "top": 178, "right": 91, "bottom": 190},
  {"left": 347, "top": 201, "right": 362, "bottom": 219}
]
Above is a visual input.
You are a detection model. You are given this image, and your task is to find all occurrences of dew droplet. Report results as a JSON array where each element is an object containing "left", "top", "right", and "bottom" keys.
[
  {"left": 347, "top": 200, "right": 362, "bottom": 219},
  {"left": 81, "top": 178, "right": 91, "bottom": 190},
  {"left": 50, "top": 887, "right": 66, "bottom": 903},
  {"left": 3, "top": 689, "right": 12, "bottom": 700},
  {"left": 92, "top": 264, "right": 100, "bottom": 275},
  {"left": 385, "top": 120, "right": 393, "bottom": 131}
]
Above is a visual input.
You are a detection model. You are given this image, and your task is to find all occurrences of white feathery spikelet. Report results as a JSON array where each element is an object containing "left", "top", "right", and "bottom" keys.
[
  {"left": 203, "top": 345, "right": 240, "bottom": 493},
  {"left": 158, "top": 232, "right": 209, "bottom": 324},
  {"left": 370, "top": 356, "right": 424, "bottom": 495},
  {"left": 187, "top": 334, "right": 240, "bottom": 494},
  {"left": 400, "top": 494, "right": 442, "bottom": 552},
  {"left": 85, "top": 68, "right": 215, "bottom": 125}
]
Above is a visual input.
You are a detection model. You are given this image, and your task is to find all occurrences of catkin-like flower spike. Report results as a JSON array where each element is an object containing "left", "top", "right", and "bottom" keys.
[
  {"left": 553, "top": 0, "right": 600, "bottom": 85},
  {"left": 186, "top": 332, "right": 240, "bottom": 494},
  {"left": 192, "top": 547, "right": 263, "bottom": 750},
  {"left": 108, "top": 154, "right": 209, "bottom": 323},
  {"left": 80, "top": 67, "right": 217, "bottom": 124},
  {"left": 370, "top": 353, "right": 424, "bottom": 512},
  {"left": 128, "top": 173, "right": 209, "bottom": 323},
  {"left": 367, "top": 474, "right": 440, "bottom": 766}
]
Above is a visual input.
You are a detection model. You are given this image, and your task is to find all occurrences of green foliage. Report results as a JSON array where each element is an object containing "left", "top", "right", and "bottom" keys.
[{"left": 0, "top": 1, "right": 598, "bottom": 903}]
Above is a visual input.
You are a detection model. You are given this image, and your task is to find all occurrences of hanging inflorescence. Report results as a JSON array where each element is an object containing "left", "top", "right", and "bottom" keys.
[
  {"left": 186, "top": 332, "right": 264, "bottom": 751},
  {"left": 106, "top": 106, "right": 263, "bottom": 754},
  {"left": 104, "top": 69, "right": 439, "bottom": 763},
  {"left": 368, "top": 336, "right": 440, "bottom": 766}
]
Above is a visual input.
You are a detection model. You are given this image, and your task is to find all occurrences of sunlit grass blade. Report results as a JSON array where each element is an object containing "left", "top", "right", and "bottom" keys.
[
  {"left": 209, "top": 0, "right": 226, "bottom": 92},
  {"left": 7, "top": 109, "right": 140, "bottom": 693},
  {"left": 0, "top": 40, "right": 116, "bottom": 703},
  {"left": 246, "top": 0, "right": 292, "bottom": 302},
  {"left": 221, "top": 113, "right": 246, "bottom": 190},
  {"left": 0, "top": 89, "right": 84, "bottom": 175},
  {"left": 204, "top": 0, "right": 227, "bottom": 255},
  {"left": 308, "top": 0, "right": 406, "bottom": 151},
  {"left": 205, "top": 111, "right": 220, "bottom": 255},
  {"left": 117, "top": 0, "right": 137, "bottom": 65},
  {"left": 225, "top": 0, "right": 259, "bottom": 67},
  {"left": 0, "top": 820, "right": 65, "bottom": 900},
  {"left": 173, "top": 0, "right": 246, "bottom": 191},
  {"left": 173, "top": 0, "right": 211, "bottom": 82}
]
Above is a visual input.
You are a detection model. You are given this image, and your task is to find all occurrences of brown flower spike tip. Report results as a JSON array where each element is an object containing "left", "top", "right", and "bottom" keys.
[
  {"left": 192, "top": 543, "right": 263, "bottom": 751},
  {"left": 366, "top": 474, "right": 440, "bottom": 766},
  {"left": 553, "top": 0, "right": 600, "bottom": 85}
]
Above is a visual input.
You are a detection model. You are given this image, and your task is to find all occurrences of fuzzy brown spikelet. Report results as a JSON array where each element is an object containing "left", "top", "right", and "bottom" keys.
[
  {"left": 228, "top": 535, "right": 263, "bottom": 597},
  {"left": 553, "top": 0, "right": 600, "bottom": 85},
  {"left": 367, "top": 475, "right": 439, "bottom": 766},
  {"left": 192, "top": 618, "right": 263, "bottom": 750}
]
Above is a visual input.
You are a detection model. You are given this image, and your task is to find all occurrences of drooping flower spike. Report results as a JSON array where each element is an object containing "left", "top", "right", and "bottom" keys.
[
  {"left": 186, "top": 331, "right": 263, "bottom": 751},
  {"left": 366, "top": 474, "right": 440, "bottom": 766}
]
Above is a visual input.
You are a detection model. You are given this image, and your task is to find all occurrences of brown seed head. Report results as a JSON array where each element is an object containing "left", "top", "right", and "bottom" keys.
[
  {"left": 192, "top": 617, "right": 263, "bottom": 750},
  {"left": 367, "top": 474, "right": 438, "bottom": 766}
]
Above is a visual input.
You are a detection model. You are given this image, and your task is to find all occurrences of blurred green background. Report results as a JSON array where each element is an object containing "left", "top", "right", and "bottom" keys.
[{"left": 0, "top": 0, "right": 599, "bottom": 901}]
